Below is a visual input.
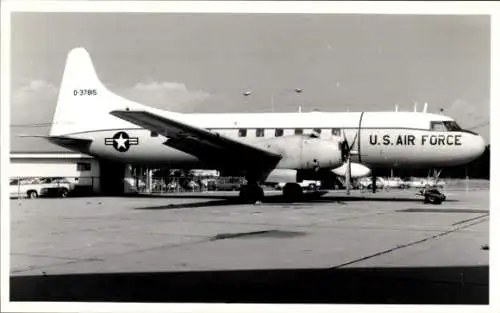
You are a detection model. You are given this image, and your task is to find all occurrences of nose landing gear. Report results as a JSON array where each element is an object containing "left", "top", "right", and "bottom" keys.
[{"left": 419, "top": 187, "right": 446, "bottom": 205}]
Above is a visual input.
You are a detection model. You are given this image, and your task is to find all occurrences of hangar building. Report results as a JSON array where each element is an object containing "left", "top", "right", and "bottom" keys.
[{"left": 9, "top": 135, "right": 102, "bottom": 193}]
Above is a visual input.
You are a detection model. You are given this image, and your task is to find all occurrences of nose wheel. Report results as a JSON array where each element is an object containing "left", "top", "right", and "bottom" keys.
[{"left": 419, "top": 187, "right": 446, "bottom": 205}]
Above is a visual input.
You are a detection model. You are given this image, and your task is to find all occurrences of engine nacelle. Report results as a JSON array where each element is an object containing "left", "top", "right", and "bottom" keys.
[
  {"left": 331, "top": 162, "right": 371, "bottom": 178},
  {"left": 254, "top": 135, "right": 343, "bottom": 170},
  {"left": 265, "top": 169, "right": 298, "bottom": 183}
]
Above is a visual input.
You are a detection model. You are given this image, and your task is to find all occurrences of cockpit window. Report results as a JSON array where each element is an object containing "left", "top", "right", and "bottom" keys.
[
  {"left": 430, "top": 121, "right": 462, "bottom": 132},
  {"left": 430, "top": 121, "right": 447, "bottom": 131},
  {"left": 443, "top": 121, "right": 462, "bottom": 131}
]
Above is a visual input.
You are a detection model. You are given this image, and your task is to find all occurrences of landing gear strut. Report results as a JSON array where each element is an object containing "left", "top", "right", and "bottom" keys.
[
  {"left": 239, "top": 182, "right": 264, "bottom": 203},
  {"left": 371, "top": 174, "right": 377, "bottom": 194},
  {"left": 282, "top": 183, "right": 304, "bottom": 202}
]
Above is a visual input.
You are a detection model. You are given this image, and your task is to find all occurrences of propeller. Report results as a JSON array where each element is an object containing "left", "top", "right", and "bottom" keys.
[
  {"left": 429, "top": 168, "right": 442, "bottom": 186},
  {"left": 340, "top": 129, "right": 359, "bottom": 195}
]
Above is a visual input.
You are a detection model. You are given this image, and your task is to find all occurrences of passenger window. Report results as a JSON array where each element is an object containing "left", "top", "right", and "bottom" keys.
[
  {"left": 77, "top": 162, "right": 91, "bottom": 172},
  {"left": 430, "top": 121, "right": 447, "bottom": 132},
  {"left": 275, "top": 128, "right": 284, "bottom": 137},
  {"left": 294, "top": 128, "right": 303, "bottom": 135},
  {"left": 150, "top": 131, "right": 158, "bottom": 137},
  {"left": 256, "top": 128, "right": 265, "bottom": 137},
  {"left": 238, "top": 129, "right": 247, "bottom": 137},
  {"left": 332, "top": 128, "right": 341, "bottom": 136}
]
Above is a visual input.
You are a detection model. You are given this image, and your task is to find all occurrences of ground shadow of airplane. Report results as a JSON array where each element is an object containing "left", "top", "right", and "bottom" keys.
[
  {"left": 133, "top": 192, "right": 458, "bottom": 210},
  {"left": 10, "top": 265, "right": 488, "bottom": 304}
]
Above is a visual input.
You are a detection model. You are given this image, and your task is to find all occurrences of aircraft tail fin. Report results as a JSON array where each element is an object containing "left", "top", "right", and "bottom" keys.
[{"left": 50, "top": 47, "right": 149, "bottom": 136}]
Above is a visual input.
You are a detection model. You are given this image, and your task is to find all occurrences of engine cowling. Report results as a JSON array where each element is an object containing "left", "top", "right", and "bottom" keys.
[
  {"left": 331, "top": 162, "right": 371, "bottom": 178},
  {"left": 254, "top": 135, "right": 343, "bottom": 170},
  {"left": 265, "top": 169, "right": 298, "bottom": 183}
]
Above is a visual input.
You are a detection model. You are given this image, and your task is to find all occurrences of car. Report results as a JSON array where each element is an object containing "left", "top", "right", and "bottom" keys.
[
  {"left": 384, "top": 177, "right": 410, "bottom": 189},
  {"left": 358, "top": 177, "right": 385, "bottom": 190},
  {"left": 212, "top": 179, "right": 244, "bottom": 191},
  {"left": 405, "top": 177, "right": 445, "bottom": 189},
  {"left": 9, "top": 178, "right": 44, "bottom": 199},
  {"left": 38, "top": 177, "right": 76, "bottom": 197},
  {"left": 275, "top": 180, "right": 321, "bottom": 191}
]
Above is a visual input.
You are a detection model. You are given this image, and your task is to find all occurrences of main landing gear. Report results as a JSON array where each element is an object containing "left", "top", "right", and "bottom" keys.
[
  {"left": 282, "top": 183, "right": 304, "bottom": 202},
  {"left": 238, "top": 182, "right": 306, "bottom": 203},
  {"left": 239, "top": 182, "right": 264, "bottom": 203}
]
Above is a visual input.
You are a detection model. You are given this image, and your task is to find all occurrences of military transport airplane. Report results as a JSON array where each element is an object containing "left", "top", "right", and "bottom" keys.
[{"left": 31, "top": 47, "right": 486, "bottom": 202}]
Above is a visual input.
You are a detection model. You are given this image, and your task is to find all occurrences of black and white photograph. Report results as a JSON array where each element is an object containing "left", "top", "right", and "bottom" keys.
[{"left": 1, "top": 1, "right": 497, "bottom": 312}]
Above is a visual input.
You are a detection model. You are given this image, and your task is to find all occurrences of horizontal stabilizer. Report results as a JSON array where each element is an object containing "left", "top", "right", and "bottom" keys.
[{"left": 18, "top": 134, "right": 92, "bottom": 153}]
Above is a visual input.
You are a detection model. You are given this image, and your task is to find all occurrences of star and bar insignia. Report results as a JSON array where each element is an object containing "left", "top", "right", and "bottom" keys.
[{"left": 105, "top": 131, "right": 139, "bottom": 152}]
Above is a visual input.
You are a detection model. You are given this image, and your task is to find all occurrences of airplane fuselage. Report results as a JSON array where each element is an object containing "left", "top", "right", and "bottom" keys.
[{"left": 65, "top": 110, "right": 485, "bottom": 170}]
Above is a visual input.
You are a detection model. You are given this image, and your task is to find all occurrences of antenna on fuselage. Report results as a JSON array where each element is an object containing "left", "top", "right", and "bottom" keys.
[
  {"left": 414, "top": 102, "right": 417, "bottom": 112},
  {"left": 394, "top": 104, "right": 399, "bottom": 112},
  {"left": 423, "top": 102, "right": 428, "bottom": 113}
]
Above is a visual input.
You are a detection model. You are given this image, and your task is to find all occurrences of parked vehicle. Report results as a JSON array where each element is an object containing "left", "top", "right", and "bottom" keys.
[
  {"left": 384, "top": 177, "right": 410, "bottom": 189},
  {"left": 210, "top": 179, "right": 244, "bottom": 191},
  {"left": 10, "top": 178, "right": 44, "bottom": 199},
  {"left": 358, "top": 177, "right": 385, "bottom": 190},
  {"left": 405, "top": 177, "right": 445, "bottom": 189},
  {"left": 9, "top": 177, "right": 75, "bottom": 198},
  {"left": 38, "top": 177, "right": 76, "bottom": 197},
  {"left": 275, "top": 180, "right": 321, "bottom": 191}
]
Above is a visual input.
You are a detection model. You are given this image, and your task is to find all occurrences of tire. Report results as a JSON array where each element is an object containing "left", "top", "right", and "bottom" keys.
[
  {"left": 60, "top": 188, "right": 69, "bottom": 198},
  {"left": 430, "top": 197, "right": 443, "bottom": 205},
  {"left": 239, "top": 185, "right": 264, "bottom": 203},
  {"left": 27, "top": 190, "right": 38, "bottom": 199},
  {"left": 283, "top": 183, "right": 304, "bottom": 202}
]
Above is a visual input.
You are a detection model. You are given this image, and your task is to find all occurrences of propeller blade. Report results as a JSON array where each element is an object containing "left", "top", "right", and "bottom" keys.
[
  {"left": 345, "top": 155, "right": 351, "bottom": 195},
  {"left": 340, "top": 129, "right": 350, "bottom": 162},
  {"left": 349, "top": 130, "right": 358, "bottom": 151},
  {"left": 342, "top": 129, "right": 348, "bottom": 142},
  {"left": 340, "top": 140, "right": 349, "bottom": 163}
]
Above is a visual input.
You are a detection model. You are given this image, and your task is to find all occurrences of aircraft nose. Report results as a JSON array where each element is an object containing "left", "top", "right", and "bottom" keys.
[{"left": 469, "top": 134, "right": 486, "bottom": 159}]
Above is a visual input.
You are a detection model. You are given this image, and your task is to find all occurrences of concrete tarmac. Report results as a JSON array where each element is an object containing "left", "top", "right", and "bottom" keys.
[{"left": 9, "top": 187, "right": 489, "bottom": 304}]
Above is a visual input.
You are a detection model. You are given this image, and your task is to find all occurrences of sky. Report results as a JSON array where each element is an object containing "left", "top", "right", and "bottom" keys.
[{"left": 9, "top": 13, "right": 491, "bottom": 151}]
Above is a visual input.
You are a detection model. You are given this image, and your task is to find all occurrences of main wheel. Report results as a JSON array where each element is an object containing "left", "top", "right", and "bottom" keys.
[
  {"left": 60, "top": 188, "right": 69, "bottom": 198},
  {"left": 239, "top": 184, "right": 264, "bottom": 203},
  {"left": 282, "top": 183, "right": 304, "bottom": 202}
]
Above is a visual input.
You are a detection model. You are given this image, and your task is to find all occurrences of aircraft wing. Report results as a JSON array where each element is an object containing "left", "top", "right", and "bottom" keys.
[{"left": 109, "top": 110, "right": 282, "bottom": 180}]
